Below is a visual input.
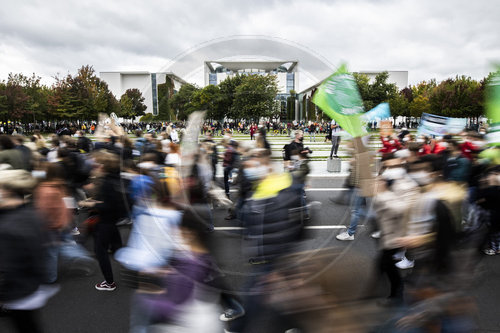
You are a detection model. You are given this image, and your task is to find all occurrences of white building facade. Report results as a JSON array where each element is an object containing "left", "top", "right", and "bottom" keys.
[{"left": 100, "top": 72, "right": 186, "bottom": 116}]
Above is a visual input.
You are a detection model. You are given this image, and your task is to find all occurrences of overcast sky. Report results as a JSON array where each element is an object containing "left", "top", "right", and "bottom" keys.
[{"left": 0, "top": 0, "right": 498, "bottom": 88}]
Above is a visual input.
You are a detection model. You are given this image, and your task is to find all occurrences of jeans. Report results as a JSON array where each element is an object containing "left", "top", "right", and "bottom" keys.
[
  {"left": 44, "top": 231, "right": 93, "bottom": 284},
  {"left": 347, "top": 188, "right": 371, "bottom": 236},
  {"left": 330, "top": 135, "right": 341, "bottom": 157}
]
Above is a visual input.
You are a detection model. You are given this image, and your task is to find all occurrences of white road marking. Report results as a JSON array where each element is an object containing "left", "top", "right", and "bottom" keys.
[
  {"left": 214, "top": 225, "right": 351, "bottom": 231},
  {"left": 228, "top": 188, "right": 348, "bottom": 193}
]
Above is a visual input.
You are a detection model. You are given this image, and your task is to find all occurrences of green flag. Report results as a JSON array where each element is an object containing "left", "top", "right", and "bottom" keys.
[
  {"left": 312, "top": 64, "right": 366, "bottom": 137},
  {"left": 485, "top": 68, "right": 500, "bottom": 146}
]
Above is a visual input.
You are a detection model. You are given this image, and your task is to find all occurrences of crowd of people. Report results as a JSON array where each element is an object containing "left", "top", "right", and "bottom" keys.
[{"left": 0, "top": 115, "right": 498, "bottom": 332}]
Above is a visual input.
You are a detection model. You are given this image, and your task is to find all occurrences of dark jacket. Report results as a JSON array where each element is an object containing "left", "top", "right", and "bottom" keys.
[
  {"left": 242, "top": 179, "right": 304, "bottom": 262},
  {"left": 0, "top": 204, "right": 46, "bottom": 302},
  {"left": 95, "top": 173, "right": 129, "bottom": 224}
]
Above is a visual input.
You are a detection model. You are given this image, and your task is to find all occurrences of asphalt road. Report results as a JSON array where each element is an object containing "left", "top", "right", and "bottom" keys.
[{"left": 1, "top": 176, "right": 500, "bottom": 332}]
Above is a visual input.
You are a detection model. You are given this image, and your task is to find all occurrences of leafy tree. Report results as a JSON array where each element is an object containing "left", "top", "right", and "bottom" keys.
[
  {"left": 389, "top": 93, "right": 410, "bottom": 117},
  {"left": 156, "top": 77, "right": 175, "bottom": 121},
  {"left": 0, "top": 82, "right": 8, "bottom": 121},
  {"left": 353, "top": 73, "right": 372, "bottom": 110},
  {"left": 49, "top": 65, "right": 119, "bottom": 120},
  {"left": 119, "top": 94, "right": 133, "bottom": 119},
  {"left": 168, "top": 84, "right": 199, "bottom": 120},
  {"left": 191, "top": 84, "right": 224, "bottom": 121},
  {"left": 218, "top": 75, "right": 243, "bottom": 120},
  {"left": 3, "top": 75, "right": 29, "bottom": 121},
  {"left": 140, "top": 113, "right": 153, "bottom": 122},
  {"left": 354, "top": 72, "right": 398, "bottom": 112},
  {"left": 409, "top": 95, "right": 431, "bottom": 118},
  {"left": 119, "top": 88, "right": 146, "bottom": 119},
  {"left": 286, "top": 90, "right": 296, "bottom": 121},
  {"left": 429, "top": 76, "right": 482, "bottom": 118},
  {"left": 232, "top": 74, "right": 278, "bottom": 121}
]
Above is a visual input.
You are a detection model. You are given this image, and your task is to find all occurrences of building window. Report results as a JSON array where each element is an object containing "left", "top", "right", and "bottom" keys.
[
  {"left": 209, "top": 73, "right": 217, "bottom": 85},
  {"left": 151, "top": 73, "right": 158, "bottom": 116},
  {"left": 286, "top": 73, "right": 294, "bottom": 94}
]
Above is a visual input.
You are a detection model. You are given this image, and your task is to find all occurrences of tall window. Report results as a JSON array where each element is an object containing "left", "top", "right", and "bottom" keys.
[
  {"left": 151, "top": 73, "right": 158, "bottom": 115},
  {"left": 209, "top": 73, "right": 217, "bottom": 85},
  {"left": 286, "top": 73, "right": 294, "bottom": 94}
]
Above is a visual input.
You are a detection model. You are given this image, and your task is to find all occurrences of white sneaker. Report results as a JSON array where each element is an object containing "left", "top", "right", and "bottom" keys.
[
  {"left": 371, "top": 231, "right": 381, "bottom": 239},
  {"left": 395, "top": 256, "right": 414, "bottom": 269},
  {"left": 336, "top": 231, "right": 354, "bottom": 241}
]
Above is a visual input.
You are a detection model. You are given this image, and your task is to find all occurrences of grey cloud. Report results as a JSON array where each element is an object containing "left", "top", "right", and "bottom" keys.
[{"left": 0, "top": 0, "right": 498, "bottom": 85}]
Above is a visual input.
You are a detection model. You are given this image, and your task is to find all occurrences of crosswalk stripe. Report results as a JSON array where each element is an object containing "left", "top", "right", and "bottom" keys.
[
  {"left": 214, "top": 225, "right": 348, "bottom": 231},
  {"left": 228, "top": 188, "right": 348, "bottom": 193}
]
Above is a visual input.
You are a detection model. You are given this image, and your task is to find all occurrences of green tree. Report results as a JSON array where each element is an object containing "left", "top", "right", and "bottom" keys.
[
  {"left": 409, "top": 95, "right": 431, "bottom": 118},
  {"left": 232, "top": 74, "right": 278, "bottom": 121},
  {"left": 168, "top": 84, "right": 199, "bottom": 120},
  {"left": 388, "top": 93, "right": 410, "bottom": 117},
  {"left": 429, "top": 76, "right": 482, "bottom": 118},
  {"left": 3, "top": 74, "right": 29, "bottom": 121},
  {"left": 354, "top": 72, "right": 398, "bottom": 111},
  {"left": 156, "top": 77, "right": 175, "bottom": 121},
  {"left": 119, "top": 88, "right": 146, "bottom": 119},
  {"left": 0, "top": 81, "right": 8, "bottom": 121},
  {"left": 286, "top": 90, "right": 296, "bottom": 121},
  {"left": 140, "top": 113, "right": 153, "bottom": 122},
  {"left": 218, "top": 75, "right": 243, "bottom": 120},
  {"left": 49, "top": 65, "right": 119, "bottom": 120},
  {"left": 191, "top": 84, "right": 224, "bottom": 121}
]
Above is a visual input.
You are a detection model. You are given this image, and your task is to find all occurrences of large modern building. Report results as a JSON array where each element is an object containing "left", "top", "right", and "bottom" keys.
[
  {"left": 100, "top": 72, "right": 187, "bottom": 116},
  {"left": 204, "top": 60, "right": 298, "bottom": 94},
  {"left": 100, "top": 66, "right": 408, "bottom": 121}
]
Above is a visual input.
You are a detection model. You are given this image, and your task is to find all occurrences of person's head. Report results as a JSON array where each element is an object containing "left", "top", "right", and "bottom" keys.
[
  {"left": 169, "top": 143, "right": 180, "bottom": 155},
  {"left": 294, "top": 130, "right": 304, "bottom": 142},
  {"left": 43, "top": 162, "right": 66, "bottom": 182},
  {"left": 50, "top": 135, "right": 60, "bottom": 148},
  {"left": 96, "top": 151, "right": 121, "bottom": 175},
  {"left": 180, "top": 207, "right": 210, "bottom": 250},
  {"left": 0, "top": 135, "right": 15, "bottom": 150},
  {"left": 242, "top": 148, "right": 271, "bottom": 181},
  {"left": 12, "top": 135, "right": 25, "bottom": 146}
]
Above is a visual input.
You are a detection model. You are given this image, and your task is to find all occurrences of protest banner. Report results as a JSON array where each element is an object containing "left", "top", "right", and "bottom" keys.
[
  {"left": 379, "top": 120, "right": 393, "bottom": 137},
  {"left": 485, "top": 68, "right": 500, "bottom": 146},
  {"left": 312, "top": 64, "right": 367, "bottom": 138},
  {"left": 418, "top": 113, "right": 466, "bottom": 136},
  {"left": 361, "top": 103, "right": 391, "bottom": 123}
]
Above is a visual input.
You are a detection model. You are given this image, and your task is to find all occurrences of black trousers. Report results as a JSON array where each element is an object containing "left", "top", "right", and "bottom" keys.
[
  {"left": 379, "top": 248, "right": 403, "bottom": 299},
  {"left": 224, "top": 166, "right": 233, "bottom": 196},
  {"left": 94, "top": 223, "right": 122, "bottom": 283}
]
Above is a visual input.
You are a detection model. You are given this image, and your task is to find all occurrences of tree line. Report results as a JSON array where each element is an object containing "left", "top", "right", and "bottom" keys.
[
  {"left": 352, "top": 71, "right": 496, "bottom": 121},
  {"left": 0, "top": 64, "right": 496, "bottom": 123},
  {"left": 151, "top": 73, "right": 279, "bottom": 122},
  {"left": 0, "top": 65, "right": 147, "bottom": 122}
]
